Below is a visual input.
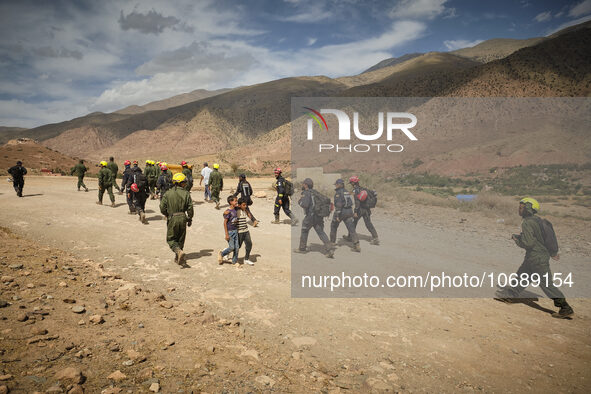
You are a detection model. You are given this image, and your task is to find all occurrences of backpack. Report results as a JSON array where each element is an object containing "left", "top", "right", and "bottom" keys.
[
  {"left": 311, "top": 190, "right": 331, "bottom": 217},
  {"left": 361, "top": 188, "right": 378, "bottom": 208},
  {"left": 343, "top": 191, "right": 353, "bottom": 209},
  {"left": 535, "top": 217, "right": 559, "bottom": 257},
  {"left": 134, "top": 173, "right": 148, "bottom": 192},
  {"left": 283, "top": 179, "right": 294, "bottom": 196}
]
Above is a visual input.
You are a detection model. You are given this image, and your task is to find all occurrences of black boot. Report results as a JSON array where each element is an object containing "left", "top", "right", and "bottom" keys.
[{"left": 552, "top": 300, "right": 574, "bottom": 319}]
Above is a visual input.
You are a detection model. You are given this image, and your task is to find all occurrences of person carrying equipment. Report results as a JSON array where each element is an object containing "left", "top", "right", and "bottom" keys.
[
  {"left": 7, "top": 160, "right": 27, "bottom": 197},
  {"left": 209, "top": 163, "right": 224, "bottom": 209},
  {"left": 271, "top": 167, "right": 298, "bottom": 225},
  {"left": 97, "top": 161, "right": 116, "bottom": 207},
  {"left": 349, "top": 176, "right": 379, "bottom": 245},
  {"left": 495, "top": 198, "right": 574, "bottom": 319},
  {"left": 330, "top": 178, "right": 360, "bottom": 252},
  {"left": 121, "top": 160, "right": 135, "bottom": 213},
  {"left": 107, "top": 157, "right": 122, "bottom": 193},
  {"left": 160, "top": 173, "right": 194, "bottom": 267},
  {"left": 232, "top": 174, "right": 259, "bottom": 227},
  {"left": 70, "top": 159, "right": 89, "bottom": 192},
  {"left": 181, "top": 161, "right": 193, "bottom": 192},
  {"left": 156, "top": 164, "right": 173, "bottom": 199},
  {"left": 295, "top": 178, "right": 334, "bottom": 258},
  {"left": 125, "top": 167, "right": 150, "bottom": 224}
]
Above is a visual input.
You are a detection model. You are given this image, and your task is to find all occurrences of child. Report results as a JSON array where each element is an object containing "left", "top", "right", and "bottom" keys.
[
  {"left": 237, "top": 197, "right": 254, "bottom": 265},
  {"left": 218, "top": 196, "right": 239, "bottom": 265}
]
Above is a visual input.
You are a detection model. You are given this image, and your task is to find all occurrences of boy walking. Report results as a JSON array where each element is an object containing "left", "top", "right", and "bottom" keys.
[
  {"left": 237, "top": 197, "right": 255, "bottom": 265},
  {"left": 218, "top": 196, "right": 239, "bottom": 265}
]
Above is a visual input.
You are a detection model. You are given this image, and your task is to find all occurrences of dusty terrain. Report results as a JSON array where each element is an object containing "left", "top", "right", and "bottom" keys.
[{"left": 0, "top": 176, "right": 590, "bottom": 393}]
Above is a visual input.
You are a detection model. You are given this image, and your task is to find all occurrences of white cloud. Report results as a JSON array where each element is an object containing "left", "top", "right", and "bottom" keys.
[
  {"left": 0, "top": 99, "right": 92, "bottom": 129},
  {"left": 389, "top": 0, "right": 448, "bottom": 20},
  {"left": 569, "top": 0, "right": 591, "bottom": 17},
  {"left": 547, "top": 13, "right": 591, "bottom": 35},
  {"left": 307, "top": 37, "right": 318, "bottom": 46},
  {"left": 443, "top": 39, "right": 484, "bottom": 51},
  {"left": 278, "top": 10, "right": 332, "bottom": 23},
  {"left": 534, "top": 11, "right": 552, "bottom": 22}
]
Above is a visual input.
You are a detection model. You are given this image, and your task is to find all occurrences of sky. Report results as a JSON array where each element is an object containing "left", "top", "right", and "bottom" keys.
[{"left": 0, "top": 0, "right": 590, "bottom": 128}]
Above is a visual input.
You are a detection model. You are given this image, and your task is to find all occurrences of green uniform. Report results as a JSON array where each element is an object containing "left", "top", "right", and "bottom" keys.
[
  {"left": 160, "top": 185, "right": 194, "bottom": 251},
  {"left": 209, "top": 169, "right": 223, "bottom": 203},
  {"left": 145, "top": 164, "right": 158, "bottom": 196},
  {"left": 98, "top": 167, "right": 115, "bottom": 203},
  {"left": 182, "top": 167, "right": 193, "bottom": 191},
  {"left": 70, "top": 163, "right": 88, "bottom": 190},
  {"left": 509, "top": 206, "right": 568, "bottom": 307},
  {"left": 107, "top": 161, "right": 121, "bottom": 192}
]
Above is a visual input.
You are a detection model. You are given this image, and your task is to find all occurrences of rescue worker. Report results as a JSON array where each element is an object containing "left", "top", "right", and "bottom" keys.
[
  {"left": 7, "top": 160, "right": 27, "bottom": 197},
  {"left": 125, "top": 167, "right": 150, "bottom": 224},
  {"left": 181, "top": 161, "right": 193, "bottom": 192},
  {"left": 496, "top": 198, "right": 574, "bottom": 319},
  {"left": 156, "top": 164, "right": 173, "bottom": 199},
  {"left": 330, "top": 179, "right": 360, "bottom": 252},
  {"left": 107, "top": 157, "right": 122, "bottom": 193},
  {"left": 295, "top": 178, "right": 334, "bottom": 258},
  {"left": 272, "top": 168, "right": 298, "bottom": 225},
  {"left": 209, "top": 163, "right": 224, "bottom": 209},
  {"left": 97, "top": 161, "right": 116, "bottom": 207},
  {"left": 121, "top": 160, "right": 135, "bottom": 213},
  {"left": 160, "top": 173, "right": 194, "bottom": 267},
  {"left": 144, "top": 160, "right": 158, "bottom": 199},
  {"left": 232, "top": 174, "right": 259, "bottom": 226},
  {"left": 70, "top": 159, "right": 89, "bottom": 192},
  {"left": 349, "top": 176, "right": 379, "bottom": 245}
]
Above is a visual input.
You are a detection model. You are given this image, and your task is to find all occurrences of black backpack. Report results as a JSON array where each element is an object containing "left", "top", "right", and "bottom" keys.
[
  {"left": 535, "top": 217, "right": 559, "bottom": 257},
  {"left": 134, "top": 173, "right": 148, "bottom": 192},
  {"left": 283, "top": 179, "right": 294, "bottom": 196},
  {"left": 311, "top": 190, "right": 331, "bottom": 217},
  {"left": 363, "top": 188, "right": 378, "bottom": 208}
]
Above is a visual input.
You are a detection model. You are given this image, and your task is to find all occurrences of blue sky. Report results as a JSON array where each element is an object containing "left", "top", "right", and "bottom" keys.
[{"left": 0, "top": 0, "right": 589, "bottom": 128}]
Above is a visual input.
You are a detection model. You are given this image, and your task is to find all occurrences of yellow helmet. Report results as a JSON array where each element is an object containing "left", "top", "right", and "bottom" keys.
[
  {"left": 213, "top": 163, "right": 220, "bottom": 169},
  {"left": 173, "top": 173, "right": 187, "bottom": 183},
  {"left": 100, "top": 161, "right": 108, "bottom": 167},
  {"left": 519, "top": 197, "right": 540, "bottom": 212},
  {"left": 145, "top": 160, "right": 151, "bottom": 164}
]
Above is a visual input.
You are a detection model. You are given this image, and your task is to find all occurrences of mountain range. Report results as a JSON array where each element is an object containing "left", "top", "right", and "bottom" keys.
[{"left": 2, "top": 20, "right": 590, "bottom": 176}]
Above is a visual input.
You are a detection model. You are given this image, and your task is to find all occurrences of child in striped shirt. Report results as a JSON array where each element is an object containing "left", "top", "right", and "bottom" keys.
[{"left": 237, "top": 197, "right": 254, "bottom": 265}]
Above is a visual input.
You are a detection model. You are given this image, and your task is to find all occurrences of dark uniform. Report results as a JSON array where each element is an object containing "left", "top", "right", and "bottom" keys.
[
  {"left": 97, "top": 166, "right": 115, "bottom": 205},
  {"left": 121, "top": 164, "right": 134, "bottom": 212},
  {"left": 233, "top": 177, "right": 257, "bottom": 222},
  {"left": 8, "top": 162, "right": 26, "bottom": 197},
  {"left": 107, "top": 159, "right": 121, "bottom": 192},
  {"left": 182, "top": 166, "right": 193, "bottom": 192},
  {"left": 330, "top": 183, "right": 360, "bottom": 251},
  {"left": 352, "top": 183, "right": 379, "bottom": 244},
  {"left": 125, "top": 170, "right": 150, "bottom": 224},
  {"left": 70, "top": 161, "right": 88, "bottom": 191},
  {"left": 297, "top": 180, "right": 333, "bottom": 257},
  {"left": 160, "top": 184, "right": 194, "bottom": 264},
  {"left": 209, "top": 168, "right": 223, "bottom": 208},
  {"left": 156, "top": 170, "right": 173, "bottom": 199},
  {"left": 273, "top": 175, "right": 297, "bottom": 224},
  {"left": 502, "top": 204, "right": 573, "bottom": 316}
]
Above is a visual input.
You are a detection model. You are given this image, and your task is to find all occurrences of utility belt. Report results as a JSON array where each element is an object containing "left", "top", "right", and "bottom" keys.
[{"left": 169, "top": 212, "right": 186, "bottom": 219}]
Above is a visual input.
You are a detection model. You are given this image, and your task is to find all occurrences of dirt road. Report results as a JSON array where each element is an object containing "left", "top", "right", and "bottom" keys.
[{"left": 1, "top": 176, "right": 590, "bottom": 392}]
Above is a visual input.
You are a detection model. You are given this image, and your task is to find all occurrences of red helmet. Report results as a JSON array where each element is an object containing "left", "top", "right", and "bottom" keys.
[
  {"left": 161, "top": 165, "right": 168, "bottom": 171},
  {"left": 274, "top": 167, "right": 282, "bottom": 175},
  {"left": 130, "top": 183, "right": 139, "bottom": 192},
  {"left": 124, "top": 160, "right": 131, "bottom": 166},
  {"left": 181, "top": 161, "right": 187, "bottom": 166},
  {"left": 357, "top": 189, "right": 368, "bottom": 201},
  {"left": 349, "top": 176, "right": 359, "bottom": 184},
  {"left": 132, "top": 160, "right": 138, "bottom": 164}
]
